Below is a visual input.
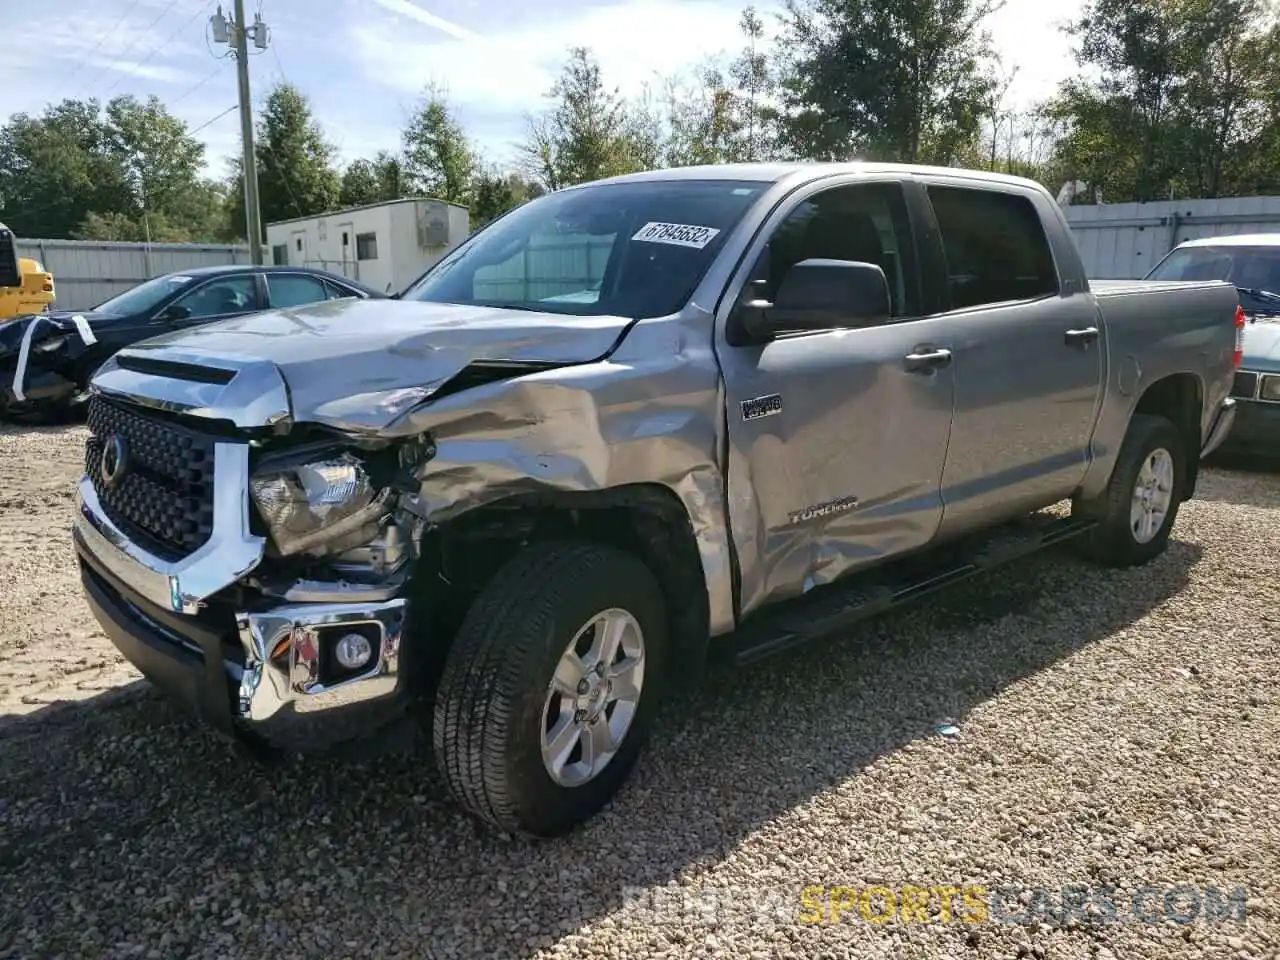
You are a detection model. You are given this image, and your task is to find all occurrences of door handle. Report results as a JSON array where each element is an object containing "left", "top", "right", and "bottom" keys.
[
  {"left": 1064, "top": 326, "right": 1100, "bottom": 346},
  {"left": 903, "top": 347, "right": 953, "bottom": 373}
]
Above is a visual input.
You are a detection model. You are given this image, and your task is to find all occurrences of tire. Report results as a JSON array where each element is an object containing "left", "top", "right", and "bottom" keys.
[
  {"left": 1073, "top": 413, "right": 1186, "bottom": 568},
  {"left": 432, "top": 540, "right": 668, "bottom": 837}
]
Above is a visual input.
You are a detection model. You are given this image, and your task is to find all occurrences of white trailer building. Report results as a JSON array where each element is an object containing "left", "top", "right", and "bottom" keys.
[{"left": 265, "top": 198, "right": 470, "bottom": 294}]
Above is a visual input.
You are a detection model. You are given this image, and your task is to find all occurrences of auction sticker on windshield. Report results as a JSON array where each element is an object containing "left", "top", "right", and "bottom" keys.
[{"left": 632, "top": 222, "right": 721, "bottom": 249}]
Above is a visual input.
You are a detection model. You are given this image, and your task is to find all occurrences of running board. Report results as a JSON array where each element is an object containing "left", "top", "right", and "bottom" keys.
[{"left": 728, "top": 514, "right": 1097, "bottom": 666}]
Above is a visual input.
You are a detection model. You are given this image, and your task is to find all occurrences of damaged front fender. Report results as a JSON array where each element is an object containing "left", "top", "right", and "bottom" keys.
[{"left": 379, "top": 317, "right": 737, "bottom": 637}]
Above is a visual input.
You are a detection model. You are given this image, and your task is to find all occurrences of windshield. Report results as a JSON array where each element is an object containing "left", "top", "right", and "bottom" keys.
[
  {"left": 401, "top": 179, "right": 769, "bottom": 319},
  {"left": 1146, "top": 244, "right": 1280, "bottom": 310},
  {"left": 92, "top": 273, "right": 199, "bottom": 315}
]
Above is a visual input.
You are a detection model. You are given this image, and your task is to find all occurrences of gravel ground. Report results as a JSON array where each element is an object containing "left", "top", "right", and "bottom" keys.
[{"left": 0, "top": 422, "right": 1277, "bottom": 960}]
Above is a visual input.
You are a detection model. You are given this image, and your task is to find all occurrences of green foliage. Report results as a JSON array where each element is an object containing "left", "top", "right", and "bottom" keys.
[
  {"left": 0, "top": 97, "right": 228, "bottom": 241},
  {"left": 253, "top": 83, "right": 341, "bottom": 230},
  {"left": 519, "top": 47, "right": 652, "bottom": 189},
  {"left": 1048, "top": 0, "right": 1280, "bottom": 201},
  {"left": 771, "top": 0, "right": 998, "bottom": 163},
  {"left": 402, "top": 85, "right": 478, "bottom": 204}
]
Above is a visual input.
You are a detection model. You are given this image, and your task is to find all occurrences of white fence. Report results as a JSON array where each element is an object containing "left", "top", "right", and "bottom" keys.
[
  {"left": 14, "top": 238, "right": 251, "bottom": 311},
  {"left": 1062, "top": 196, "right": 1280, "bottom": 279}
]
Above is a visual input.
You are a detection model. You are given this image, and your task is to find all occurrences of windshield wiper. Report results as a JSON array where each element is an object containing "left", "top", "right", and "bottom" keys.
[{"left": 1238, "top": 286, "right": 1280, "bottom": 303}]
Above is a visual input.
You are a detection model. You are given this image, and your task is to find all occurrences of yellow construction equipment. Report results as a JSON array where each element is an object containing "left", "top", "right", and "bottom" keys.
[{"left": 0, "top": 222, "right": 55, "bottom": 320}]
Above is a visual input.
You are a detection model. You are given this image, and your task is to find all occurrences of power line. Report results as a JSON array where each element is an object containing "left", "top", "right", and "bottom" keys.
[
  {"left": 75, "top": 0, "right": 186, "bottom": 99},
  {"left": 100, "top": 0, "right": 221, "bottom": 102},
  {"left": 189, "top": 103, "right": 238, "bottom": 137},
  {"left": 170, "top": 62, "right": 228, "bottom": 109},
  {"left": 48, "top": 0, "right": 145, "bottom": 103}
]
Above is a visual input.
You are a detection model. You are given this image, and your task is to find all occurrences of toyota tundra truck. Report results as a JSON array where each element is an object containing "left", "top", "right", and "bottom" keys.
[{"left": 72, "top": 163, "right": 1242, "bottom": 836}]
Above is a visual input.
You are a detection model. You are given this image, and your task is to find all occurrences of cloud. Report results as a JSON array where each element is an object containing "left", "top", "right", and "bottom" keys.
[
  {"left": 366, "top": 0, "right": 481, "bottom": 41},
  {"left": 347, "top": 0, "right": 759, "bottom": 119}
]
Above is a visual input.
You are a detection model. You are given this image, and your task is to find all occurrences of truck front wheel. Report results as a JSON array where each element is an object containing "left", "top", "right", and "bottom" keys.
[
  {"left": 1073, "top": 413, "right": 1187, "bottom": 567},
  {"left": 432, "top": 540, "right": 668, "bottom": 837}
]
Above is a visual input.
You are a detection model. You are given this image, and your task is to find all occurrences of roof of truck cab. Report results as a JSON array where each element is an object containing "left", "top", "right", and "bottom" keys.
[
  {"left": 1178, "top": 233, "right": 1280, "bottom": 248},
  {"left": 582, "top": 161, "right": 1047, "bottom": 192}
]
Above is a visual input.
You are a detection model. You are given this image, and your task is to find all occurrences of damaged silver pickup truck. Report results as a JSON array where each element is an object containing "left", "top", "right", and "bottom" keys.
[{"left": 73, "top": 163, "right": 1241, "bottom": 836}]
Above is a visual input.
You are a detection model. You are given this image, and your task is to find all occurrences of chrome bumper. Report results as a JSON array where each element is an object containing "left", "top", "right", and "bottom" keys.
[
  {"left": 234, "top": 598, "right": 407, "bottom": 745},
  {"left": 74, "top": 444, "right": 413, "bottom": 749},
  {"left": 1201, "top": 397, "right": 1237, "bottom": 459}
]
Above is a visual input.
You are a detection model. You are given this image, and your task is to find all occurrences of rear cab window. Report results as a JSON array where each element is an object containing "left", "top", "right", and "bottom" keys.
[{"left": 926, "top": 185, "right": 1059, "bottom": 310}]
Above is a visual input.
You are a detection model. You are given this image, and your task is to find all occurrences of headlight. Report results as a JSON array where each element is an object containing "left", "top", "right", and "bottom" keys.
[
  {"left": 250, "top": 453, "right": 390, "bottom": 557},
  {"left": 32, "top": 335, "right": 67, "bottom": 353},
  {"left": 1261, "top": 375, "right": 1280, "bottom": 401}
]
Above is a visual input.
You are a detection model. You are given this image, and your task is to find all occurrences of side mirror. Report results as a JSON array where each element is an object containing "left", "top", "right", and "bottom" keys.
[
  {"left": 763, "top": 259, "right": 891, "bottom": 334},
  {"left": 157, "top": 303, "right": 192, "bottom": 323}
]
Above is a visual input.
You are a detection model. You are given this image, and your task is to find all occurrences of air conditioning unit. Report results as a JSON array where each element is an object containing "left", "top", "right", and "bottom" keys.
[{"left": 416, "top": 200, "right": 451, "bottom": 248}]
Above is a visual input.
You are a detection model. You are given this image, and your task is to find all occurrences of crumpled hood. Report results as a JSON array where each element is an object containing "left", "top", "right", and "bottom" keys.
[
  {"left": 1242, "top": 316, "right": 1280, "bottom": 366},
  {"left": 107, "top": 297, "right": 635, "bottom": 430}
]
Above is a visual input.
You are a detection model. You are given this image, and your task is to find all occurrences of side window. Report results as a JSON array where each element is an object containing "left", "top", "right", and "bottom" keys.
[
  {"left": 323, "top": 279, "right": 357, "bottom": 300},
  {"left": 927, "top": 186, "right": 1059, "bottom": 310},
  {"left": 761, "top": 182, "right": 918, "bottom": 319},
  {"left": 473, "top": 231, "right": 613, "bottom": 305},
  {"left": 169, "top": 276, "right": 256, "bottom": 320},
  {"left": 266, "top": 274, "right": 329, "bottom": 309},
  {"left": 356, "top": 232, "right": 378, "bottom": 261}
]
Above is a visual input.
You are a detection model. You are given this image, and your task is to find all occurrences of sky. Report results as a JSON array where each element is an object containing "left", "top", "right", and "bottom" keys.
[{"left": 1, "top": 0, "right": 1086, "bottom": 180}]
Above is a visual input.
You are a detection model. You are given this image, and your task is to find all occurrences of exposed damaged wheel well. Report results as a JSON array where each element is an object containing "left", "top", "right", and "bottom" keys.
[{"left": 405, "top": 483, "right": 711, "bottom": 703}]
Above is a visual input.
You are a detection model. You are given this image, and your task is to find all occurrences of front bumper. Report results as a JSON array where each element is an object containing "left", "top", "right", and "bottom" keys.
[
  {"left": 1201, "top": 397, "right": 1238, "bottom": 459},
  {"left": 1215, "top": 397, "right": 1280, "bottom": 456},
  {"left": 0, "top": 361, "right": 77, "bottom": 412},
  {"left": 73, "top": 449, "right": 413, "bottom": 750}
]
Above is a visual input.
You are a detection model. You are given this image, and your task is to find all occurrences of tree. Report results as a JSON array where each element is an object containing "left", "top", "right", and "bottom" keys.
[
  {"left": 728, "top": 6, "right": 776, "bottom": 160},
  {"left": 0, "top": 96, "right": 229, "bottom": 242},
  {"left": 519, "top": 47, "right": 649, "bottom": 190},
  {"left": 0, "top": 99, "right": 129, "bottom": 239},
  {"left": 771, "top": 0, "right": 998, "bottom": 163},
  {"left": 1045, "top": 0, "right": 1280, "bottom": 202},
  {"left": 247, "top": 82, "right": 340, "bottom": 237},
  {"left": 339, "top": 158, "right": 382, "bottom": 206},
  {"left": 402, "top": 84, "right": 477, "bottom": 204},
  {"left": 656, "top": 65, "right": 742, "bottom": 167},
  {"left": 470, "top": 167, "right": 540, "bottom": 227}
]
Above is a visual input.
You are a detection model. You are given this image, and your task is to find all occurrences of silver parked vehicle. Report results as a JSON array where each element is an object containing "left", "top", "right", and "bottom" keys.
[{"left": 72, "top": 163, "right": 1241, "bottom": 836}]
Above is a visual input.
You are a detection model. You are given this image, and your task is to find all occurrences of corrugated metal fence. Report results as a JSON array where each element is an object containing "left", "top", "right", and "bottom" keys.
[
  {"left": 14, "top": 238, "right": 250, "bottom": 311},
  {"left": 1062, "top": 196, "right": 1280, "bottom": 279}
]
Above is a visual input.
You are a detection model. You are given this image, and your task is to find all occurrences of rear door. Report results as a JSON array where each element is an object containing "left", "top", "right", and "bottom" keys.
[
  {"left": 716, "top": 176, "right": 957, "bottom": 617},
  {"left": 915, "top": 180, "right": 1105, "bottom": 538},
  {"left": 263, "top": 271, "right": 334, "bottom": 309}
]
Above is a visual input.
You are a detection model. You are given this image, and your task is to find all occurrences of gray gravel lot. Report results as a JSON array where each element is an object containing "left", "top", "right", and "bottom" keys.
[{"left": 0, "top": 423, "right": 1277, "bottom": 959}]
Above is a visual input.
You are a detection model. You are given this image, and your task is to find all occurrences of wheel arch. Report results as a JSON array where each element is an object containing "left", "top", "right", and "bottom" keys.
[
  {"left": 1131, "top": 372, "right": 1203, "bottom": 500},
  {"left": 406, "top": 482, "right": 712, "bottom": 704}
]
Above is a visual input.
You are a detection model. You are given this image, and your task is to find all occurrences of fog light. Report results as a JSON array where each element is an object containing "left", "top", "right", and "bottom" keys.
[{"left": 334, "top": 632, "right": 374, "bottom": 671}]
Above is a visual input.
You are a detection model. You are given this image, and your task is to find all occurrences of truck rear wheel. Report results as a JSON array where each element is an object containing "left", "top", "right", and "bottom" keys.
[
  {"left": 1073, "top": 413, "right": 1186, "bottom": 568},
  {"left": 432, "top": 540, "right": 667, "bottom": 837}
]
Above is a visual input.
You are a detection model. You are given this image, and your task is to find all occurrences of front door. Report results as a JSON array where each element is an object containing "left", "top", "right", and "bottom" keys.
[
  {"left": 716, "top": 177, "right": 957, "bottom": 619},
  {"left": 917, "top": 181, "right": 1105, "bottom": 538}
]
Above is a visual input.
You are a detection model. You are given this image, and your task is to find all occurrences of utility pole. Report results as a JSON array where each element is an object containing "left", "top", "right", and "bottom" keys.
[{"left": 210, "top": 3, "right": 269, "bottom": 264}]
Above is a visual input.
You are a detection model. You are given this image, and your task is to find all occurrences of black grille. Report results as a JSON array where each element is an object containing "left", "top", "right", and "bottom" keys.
[
  {"left": 85, "top": 396, "right": 218, "bottom": 561},
  {"left": 1232, "top": 371, "right": 1259, "bottom": 399}
]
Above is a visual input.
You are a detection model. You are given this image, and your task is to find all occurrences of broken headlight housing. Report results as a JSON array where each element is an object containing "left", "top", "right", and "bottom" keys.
[{"left": 250, "top": 452, "right": 390, "bottom": 557}]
